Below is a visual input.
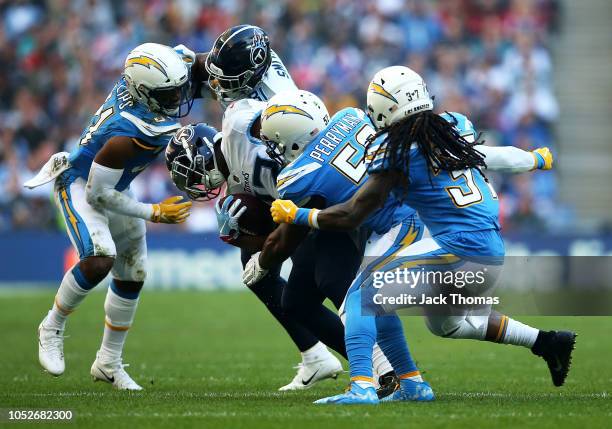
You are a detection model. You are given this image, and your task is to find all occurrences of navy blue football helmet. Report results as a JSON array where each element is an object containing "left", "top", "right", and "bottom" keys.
[
  {"left": 205, "top": 25, "right": 271, "bottom": 102},
  {"left": 165, "top": 123, "right": 225, "bottom": 201}
]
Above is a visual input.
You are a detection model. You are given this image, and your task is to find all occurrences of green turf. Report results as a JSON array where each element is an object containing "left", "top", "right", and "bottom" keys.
[{"left": 0, "top": 289, "right": 610, "bottom": 429}]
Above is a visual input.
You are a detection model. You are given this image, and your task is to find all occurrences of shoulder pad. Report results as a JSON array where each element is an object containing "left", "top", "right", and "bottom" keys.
[
  {"left": 332, "top": 107, "right": 367, "bottom": 123},
  {"left": 226, "top": 98, "right": 266, "bottom": 114},
  {"left": 440, "top": 111, "right": 477, "bottom": 142},
  {"left": 352, "top": 107, "right": 367, "bottom": 120},
  {"left": 276, "top": 161, "right": 322, "bottom": 200},
  {"left": 222, "top": 99, "right": 265, "bottom": 134},
  {"left": 119, "top": 111, "right": 181, "bottom": 138}
]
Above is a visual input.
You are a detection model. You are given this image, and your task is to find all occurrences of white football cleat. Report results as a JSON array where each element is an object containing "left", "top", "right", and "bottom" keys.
[
  {"left": 38, "top": 316, "right": 65, "bottom": 376},
  {"left": 90, "top": 352, "right": 142, "bottom": 391},
  {"left": 279, "top": 354, "right": 343, "bottom": 391}
]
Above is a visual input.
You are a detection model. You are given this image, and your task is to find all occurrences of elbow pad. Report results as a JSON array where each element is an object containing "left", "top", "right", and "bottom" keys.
[
  {"left": 86, "top": 162, "right": 124, "bottom": 208},
  {"left": 86, "top": 162, "right": 152, "bottom": 219}
]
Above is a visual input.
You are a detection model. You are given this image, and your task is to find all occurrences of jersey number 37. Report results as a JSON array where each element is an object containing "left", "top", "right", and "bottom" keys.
[{"left": 446, "top": 169, "right": 498, "bottom": 207}]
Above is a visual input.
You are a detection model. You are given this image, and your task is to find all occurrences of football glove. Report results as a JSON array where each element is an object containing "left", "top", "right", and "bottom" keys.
[
  {"left": 270, "top": 199, "right": 298, "bottom": 224},
  {"left": 151, "top": 196, "right": 192, "bottom": 224},
  {"left": 243, "top": 252, "right": 268, "bottom": 286},
  {"left": 271, "top": 199, "right": 320, "bottom": 228},
  {"left": 533, "top": 147, "right": 553, "bottom": 170},
  {"left": 173, "top": 44, "right": 196, "bottom": 65},
  {"left": 215, "top": 195, "right": 247, "bottom": 242}
]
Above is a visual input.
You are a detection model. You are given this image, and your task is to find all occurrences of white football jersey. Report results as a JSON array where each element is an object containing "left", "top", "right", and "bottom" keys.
[
  {"left": 219, "top": 51, "right": 296, "bottom": 202},
  {"left": 247, "top": 50, "right": 297, "bottom": 102},
  {"left": 221, "top": 98, "right": 281, "bottom": 202}
]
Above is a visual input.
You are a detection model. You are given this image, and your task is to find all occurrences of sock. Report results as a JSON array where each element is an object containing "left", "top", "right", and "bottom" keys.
[
  {"left": 45, "top": 265, "right": 96, "bottom": 330},
  {"left": 353, "top": 378, "right": 375, "bottom": 389},
  {"left": 372, "top": 343, "right": 394, "bottom": 384},
  {"left": 99, "top": 282, "right": 139, "bottom": 362},
  {"left": 400, "top": 372, "right": 423, "bottom": 383},
  {"left": 375, "top": 314, "right": 420, "bottom": 377},
  {"left": 499, "top": 317, "right": 540, "bottom": 348},
  {"left": 301, "top": 341, "right": 331, "bottom": 365},
  {"left": 345, "top": 288, "right": 377, "bottom": 381}
]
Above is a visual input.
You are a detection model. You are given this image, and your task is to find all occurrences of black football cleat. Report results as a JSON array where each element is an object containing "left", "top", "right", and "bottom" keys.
[
  {"left": 376, "top": 371, "right": 400, "bottom": 399},
  {"left": 531, "top": 330, "right": 577, "bottom": 387}
]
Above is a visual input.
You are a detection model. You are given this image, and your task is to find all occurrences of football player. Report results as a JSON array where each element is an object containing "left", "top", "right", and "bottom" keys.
[
  {"left": 175, "top": 25, "right": 402, "bottom": 395},
  {"left": 243, "top": 90, "right": 431, "bottom": 403},
  {"left": 172, "top": 26, "right": 346, "bottom": 391},
  {"left": 167, "top": 111, "right": 398, "bottom": 394},
  {"left": 253, "top": 69, "right": 574, "bottom": 404},
  {"left": 26, "top": 43, "right": 195, "bottom": 390}
]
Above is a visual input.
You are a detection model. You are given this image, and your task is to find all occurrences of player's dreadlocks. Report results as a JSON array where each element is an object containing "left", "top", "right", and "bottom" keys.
[{"left": 371, "top": 111, "right": 487, "bottom": 183}]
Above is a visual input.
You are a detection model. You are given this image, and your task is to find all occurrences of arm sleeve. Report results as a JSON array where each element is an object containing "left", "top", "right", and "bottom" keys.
[
  {"left": 475, "top": 145, "right": 537, "bottom": 173},
  {"left": 86, "top": 162, "right": 153, "bottom": 220}
]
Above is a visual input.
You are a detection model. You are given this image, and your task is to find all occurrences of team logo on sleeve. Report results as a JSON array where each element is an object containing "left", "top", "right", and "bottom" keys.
[
  {"left": 263, "top": 104, "right": 313, "bottom": 120},
  {"left": 368, "top": 82, "right": 398, "bottom": 103},
  {"left": 125, "top": 55, "right": 168, "bottom": 77},
  {"left": 250, "top": 32, "right": 268, "bottom": 67}
]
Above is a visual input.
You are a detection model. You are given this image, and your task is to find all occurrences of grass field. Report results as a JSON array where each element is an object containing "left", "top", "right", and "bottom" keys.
[{"left": 0, "top": 289, "right": 610, "bottom": 429}]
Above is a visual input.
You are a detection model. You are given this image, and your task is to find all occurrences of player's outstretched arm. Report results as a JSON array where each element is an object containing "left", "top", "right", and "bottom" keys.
[
  {"left": 476, "top": 145, "right": 554, "bottom": 173},
  {"left": 173, "top": 44, "right": 212, "bottom": 99},
  {"left": 86, "top": 136, "right": 191, "bottom": 224},
  {"left": 270, "top": 172, "right": 397, "bottom": 231}
]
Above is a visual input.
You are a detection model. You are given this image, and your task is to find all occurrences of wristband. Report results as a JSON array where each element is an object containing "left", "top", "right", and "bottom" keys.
[
  {"left": 533, "top": 151, "right": 545, "bottom": 170},
  {"left": 294, "top": 208, "right": 321, "bottom": 229}
]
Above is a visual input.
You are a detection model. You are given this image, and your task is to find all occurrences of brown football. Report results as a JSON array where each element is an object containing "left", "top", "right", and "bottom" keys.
[{"left": 218, "top": 193, "right": 276, "bottom": 236}]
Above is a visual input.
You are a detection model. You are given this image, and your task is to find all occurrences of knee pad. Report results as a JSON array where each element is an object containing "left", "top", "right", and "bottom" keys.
[
  {"left": 111, "top": 218, "right": 147, "bottom": 282},
  {"left": 113, "top": 251, "right": 147, "bottom": 282}
]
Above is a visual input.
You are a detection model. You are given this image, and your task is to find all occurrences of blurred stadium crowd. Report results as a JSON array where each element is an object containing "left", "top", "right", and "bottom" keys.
[{"left": 0, "top": 0, "right": 564, "bottom": 233}]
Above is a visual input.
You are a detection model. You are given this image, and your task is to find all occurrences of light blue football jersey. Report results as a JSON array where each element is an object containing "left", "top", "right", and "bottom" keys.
[
  {"left": 367, "top": 111, "right": 504, "bottom": 258},
  {"left": 61, "top": 77, "right": 181, "bottom": 191},
  {"left": 277, "top": 107, "right": 415, "bottom": 235}
]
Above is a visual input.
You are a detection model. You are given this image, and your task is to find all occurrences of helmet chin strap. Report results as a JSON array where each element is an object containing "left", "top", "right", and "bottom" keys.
[{"left": 203, "top": 139, "right": 226, "bottom": 188}]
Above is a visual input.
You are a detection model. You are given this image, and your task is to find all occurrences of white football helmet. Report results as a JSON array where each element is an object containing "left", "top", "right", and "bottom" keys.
[
  {"left": 260, "top": 90, "right": 330, "bottom": 165},
  {"left": 123, "top": 43, "right": 192, "bottom": 117},
  {"left": 366, "top": 66, "right": 434, "bottom": 129}
]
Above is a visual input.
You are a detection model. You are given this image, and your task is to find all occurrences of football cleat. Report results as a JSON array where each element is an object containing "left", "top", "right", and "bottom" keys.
[
  {"left": 279, "top": 354, "right": 343, "bottom": 391},
  {"left": 380, "top": 379, "right": 435, "bottom": 402},
  {"left": 314, "top": 382, "right": 379, "bottom": 405},
  {"left": 532, "top": 330, "right": 577, "bottom": 387},
  {"left": 376, "top": 371, "right": 400, "bottom": 399},
  {"left": 38, "top": 316, "right": 65, "bottom": 376},
  {"left": 90, "top": 352, "right": 142, "bottom": 391}
]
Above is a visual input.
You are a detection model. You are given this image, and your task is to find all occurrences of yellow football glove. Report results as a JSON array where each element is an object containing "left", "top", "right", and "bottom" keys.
[
  {"left": 151, "top": 196, "right": 192, "bottom": 224},
  {"left": 270, "top": 199, "right": 298, "bottom": 224},
  {"left": 533, "top": 147, "right": 553, "bottom": 170}
]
